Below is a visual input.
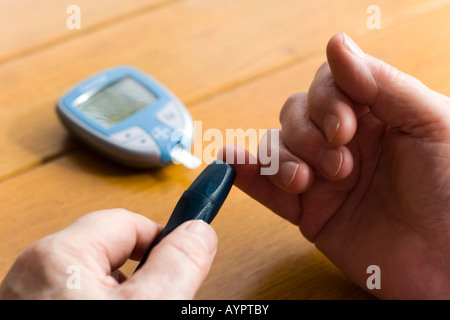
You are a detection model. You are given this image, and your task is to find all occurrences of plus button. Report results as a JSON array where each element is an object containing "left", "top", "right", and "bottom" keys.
[{"left": 152, "top": 126, "right": 171, "bottom": 140}]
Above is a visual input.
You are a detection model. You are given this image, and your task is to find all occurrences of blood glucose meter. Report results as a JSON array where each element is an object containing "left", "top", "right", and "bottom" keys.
[{"left": 56, "top": 66, "right": 200, "bottom": 168}]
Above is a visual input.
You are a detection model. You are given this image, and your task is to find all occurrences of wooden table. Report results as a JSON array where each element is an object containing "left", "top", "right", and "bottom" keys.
[{"left": 2, "top": 0, "right": 450, "bottom": 300}]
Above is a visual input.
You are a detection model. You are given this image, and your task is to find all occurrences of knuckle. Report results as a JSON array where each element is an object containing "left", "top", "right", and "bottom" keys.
[
  {"left": 87, "top": 208, "right": 135, "bottom": 218},
  {"left": 25, "top": 236, "right": 57, "bottom": 262},
  {"left": 280, "top": 92, "right": 304, "bottom": 124}
]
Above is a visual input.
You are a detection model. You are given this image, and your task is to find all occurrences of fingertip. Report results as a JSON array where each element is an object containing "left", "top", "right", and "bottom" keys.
[
  {"left": 323, "top": 113, "right": 340, "bottom": 144},
  {"left": 327, "top": 33, "right": 371, "bottom": 92},
  {"left": 269, "top": 160, "right": 314, "bottom": 194},
  {"left": 322, "top": 112, "right": 354, "bottom": 147},
  {"left": 184, "top": 220, "right": 218, "bottom": 255},
  {"left": 278, "top": 161, "right": 300, "bottom": 189},
  {"left": 327, "top": 33, "right": 366, "bottom": 61},
  {"left": 326, "top": 33, "right": 351, "bottom": 73},
  {"left": 217, "top": 145, "right": 259, "bottom": 189},
  {"left": 281, "top": 161, "right": 314, "bottom": 193},
  {"left": 326, "top": 33, "right": 378, "bottom": 107},
  {"left": 151, "top": 220, "right": 217, "bottom": 271},
  {"left": 127, "top": 220, "right": 217, "bottom": 299},
  {"left": 217, "top": 145, "right": 303, "bottom": 224},
  {"left": 331, "top": 107, "right": 358, "bottom": 147},
  {"left": 218, "top": 145, "right": 256, "bottom": 166},
  {"left": 326, "top": 33, "right": 344, "bottom": 59},
  {"left": 319, "top": 146, "right": 354, "bottom": 181}
]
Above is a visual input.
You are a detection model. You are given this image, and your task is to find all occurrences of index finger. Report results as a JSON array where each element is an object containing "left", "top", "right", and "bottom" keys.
[{"left": 52, "top": 209, "right": 161, "bottom": 273}]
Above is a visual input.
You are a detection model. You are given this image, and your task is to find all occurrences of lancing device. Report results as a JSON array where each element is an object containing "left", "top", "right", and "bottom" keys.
[{"left": 135, "top": 160, "right": 235, "bottom": 271}]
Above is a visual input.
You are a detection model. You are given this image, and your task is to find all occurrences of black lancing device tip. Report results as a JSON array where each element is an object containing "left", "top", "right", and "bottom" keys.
[{"left": 135, "top": 160, "right": 235, "bottom": 271}]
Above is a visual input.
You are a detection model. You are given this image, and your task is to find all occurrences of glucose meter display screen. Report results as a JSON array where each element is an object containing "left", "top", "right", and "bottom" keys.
[{"left": 73, "top": 78, "right": 157, "bottom": 128}]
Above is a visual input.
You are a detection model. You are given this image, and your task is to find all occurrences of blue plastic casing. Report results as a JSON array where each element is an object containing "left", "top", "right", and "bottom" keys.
[{"left": 56, "top": 66, "right": 193, "bottom": 167}]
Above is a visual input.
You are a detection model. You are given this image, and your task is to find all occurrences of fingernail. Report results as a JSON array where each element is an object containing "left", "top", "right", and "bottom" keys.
[
  {"left": 279, "top": 161, "right": 299, "bottom": 188},
  {"left": 323, "top": 114, "right": 340, "bottom": 143},
  {"left": 319, "top": 148, "right": 343, "bottom": 178},
  {"left": 343, "top": 33, "right": 365, "bottom": 58},
  {"left": 186, "top": 220, "right": 217, "bottom": 254}
]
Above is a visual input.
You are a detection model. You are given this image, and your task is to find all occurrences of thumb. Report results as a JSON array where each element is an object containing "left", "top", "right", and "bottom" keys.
[
  {"left": 327, "top": 33, "right": 450, "bottom": 136},
  {"left": 120, "top": 220, "right": 217, "bottom": 299}
]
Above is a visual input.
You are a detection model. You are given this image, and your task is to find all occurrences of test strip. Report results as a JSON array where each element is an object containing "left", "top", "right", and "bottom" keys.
[{"left": 170, "top": 145, "right": 202, "bottom": 169}]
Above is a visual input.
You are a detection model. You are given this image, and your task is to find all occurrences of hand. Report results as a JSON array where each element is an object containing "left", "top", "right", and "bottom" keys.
[
  {"left": 0, "top": 209, "right": 217, "bottom": 299},
  {"left": 221, "top": 33, "right": 450, "bottom": 299}
]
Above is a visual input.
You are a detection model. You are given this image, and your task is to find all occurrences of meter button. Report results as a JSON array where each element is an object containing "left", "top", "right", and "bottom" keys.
[
  {"left": 151, "top": 126, "right": 171, "bottom": 141},
  {"left": 110, "top": 126, "right": 147, "bottom": 143},
  {"left": 156, "top": 102, "right": 184, "bottom": 129},
  {"left": 126, "top": 133, "right": 160, "bottom": 153}
]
